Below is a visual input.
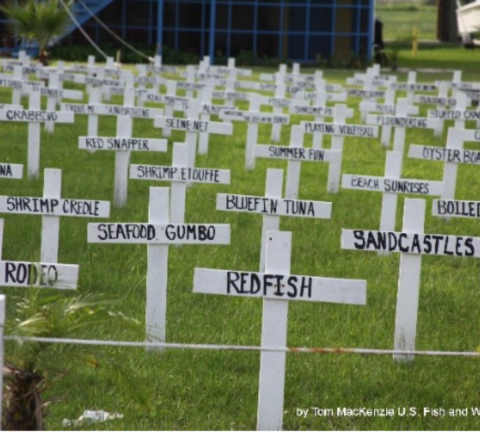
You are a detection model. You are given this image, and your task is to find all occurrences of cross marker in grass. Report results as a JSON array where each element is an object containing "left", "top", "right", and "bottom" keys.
[
  {"left": 254, "top": 126, "right": 341, "bottom": 197},
  {"left": 155, "top": 100, "right": 233, "bottom": 169},
  {"left": 366, "top": 98, "right": 441, "bottom": 154},
  {"left": 0, "top": 65, "right": 44, "bottom": 106},
  {"left": 217, "top": 168, "right": 332, "bottom": 271},
  {"left": 427, "top": 92, "right": 471, "bottom": 136},
  {"left": 0, "top": 219, "right": 78, "bottom": 290},
  {"left": 359, "top": 91, "right": 419, "bottom": 146},
  {"left": 88, "top": 187, "right": 230, "bottom": 347},
  {"left": 220, "top": 94, "right": 290, "bottom": 170},
  {"left": 23, "top": 68, "right": 83, "bottom": 133},
  {"left": 65, "top": 85, "right": 165, "bottom": 207},
  {"left": 131, "top": 142, "right": 230, "bottom": 223},
  {"left": 194, "top": 229, "right": 366, "bottom": 430},
  {"left": 198, "top": 87, "right": 236, "bottom": 155},
  {"left": 0, "top": 168, "right": 109, "bottom": 264},
  {"left": 0, "top": 88, "right": 74, "bottom": 179},
  {"left": 301, "top": 104, "right": 368, "bottom": 193},
  {"left": 409, "top": 127, "right": 480, "bottom": 202},
  {"left": 342, "top": 151, "right": 444, "bottom": 233},
  {"left": 342, "top": 198, "right": 480, "bottom": 362}
]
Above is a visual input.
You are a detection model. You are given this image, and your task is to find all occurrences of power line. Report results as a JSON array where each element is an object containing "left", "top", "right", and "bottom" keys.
[
  {"left": 59, "top": 0, "right": 109, "bottom": 60},
  {"left": 75, "top": 0, "right": 154, "bottom": 63}
]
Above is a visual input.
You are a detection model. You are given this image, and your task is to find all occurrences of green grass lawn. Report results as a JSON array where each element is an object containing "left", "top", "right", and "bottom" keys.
[
  {"left": 1, "top": 64, "right": 480, "bottom": 430},
  {"left": 396, "top": 45, "right": 480, "bottom": 73},
  {"left": 376, "top": 2, "right": 437, "bottom": 41}
]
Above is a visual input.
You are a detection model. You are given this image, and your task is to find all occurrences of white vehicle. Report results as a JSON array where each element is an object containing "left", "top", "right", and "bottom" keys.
[{"left": 457, "top": 0, "right": 480, "bottom": 44}]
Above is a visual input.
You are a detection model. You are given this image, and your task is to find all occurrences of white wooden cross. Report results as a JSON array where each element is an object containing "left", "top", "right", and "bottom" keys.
[
  {"left": 433, "top": 81, "right": 451, "bottom": 137},
  {"left": 427, "top": 92, "right": 472, "bottom": 136},
  {"left": 414, "top": 89, "right": 464, "bottom": 138},
  {"left": 134, "top": 65, "right": 164, "bottom": 107},
  {"left": 78, "top": 130, "right": 167, "bottom": 211},
  {"left": 359, "top": 91, "right": 418, "bottom": 146},
  {"left": 269, "top": 78, "right": 287, "bottom": 142},
  {"left": 130, "top": 142, "right": 230, "bottom": 223},
  {"left": 155, "top": 100, "right": 233, "bottom": 169},
  {"left": 97, "top": 71, "right": 144, "bottom": 104},
  {"left": 88, "top": 187, "right": 230, "bottom": 346},
  {"left": 198, "top": 88, "right": 235, "bottom": 155},
  {"left": 220, "top": 95, "right": 290, "bottom": 170},
  {"left": 217, "top": 168, "right": 332, "bottom": 270},
  {"left": 0, "top": 168, "right": 110, "bottom": 263},
  {"left": 254, "top": 126, "right": 341, "bottom": 197},
  {"left": 3, "top": 63, "right": 43, "bottom": 82},
  {"left": 346, "top": 88, "right": 386, "bottom": 101},
  {"left": 260, "top": 94, "right": 307, "bottom": 144},
  {"left": 0, "top": 66, "right": 22, "bottom": 106},
  {"left": 173, "top": 75, "right": 207, "bottom": 99},
  {"left": 194, "top": 229, "right": 366, "bottom": 430},
  {"left": 0, "top": 65, "right": 44, "bottom": 106},
  {"left": 22, "top": 69, "right": 83, "bottom": 133},
  {"left": 347, "top": 75, "right": 388, "bottom": 122},
  {"left": 280, "top": 70, "right": 320, "bottom": 93},
  {"left": 352, "top": 70, "right": 397, "bottom": 85},
  {"left": 143, "top": 55, "right": 178, "bottom": 80},
  {"left": 414, "top": 94, "right": 459, "bottom": 107},
  {"left": 63, "top": 88, "right": 164, "bottom": 201},
  {"left": 300, "top": 105, "right": 376, "bottom": 194},
  {"left": 93, "top": 88, "right": 164, "bottom": 207},
  {"left": 390, "top": 74, "right": 437, "bottom": 104},
  {"left": 432, "top": 198, "right": 480, "bottom": 220},
  {"left": 434, "top": 70, "right": 463, "bottom": 96},
  {"left": 0, "top": 163, "right": 22, "bottom": 180},
  {"left": 143, "top": 90, "right": 191, "bottom": 121},
  {"left": 0, "top": 218, "right": 79, "bottom": 289},
  {"left": 211, "top": 90, "right": 251, "bottom": 105},
  {"left": 73, "top": 73, "right": 125, "bottom": 100},
  {"left": 160, "top": 80, "right": 186, "bottom": 138},
  {"left": 299, "top": 80, "right": 345, "bottom": 102},
  {"left": 408, "top": 127, "right": 480, "bottom": 201},
  {"left": 290, "top": 91, "right": 335, "bottom": 148},
  {"left": 366, "top": 98, "right": 441, "bottom": 153},
  {"left": 342, "top": 198, "right": 480, "bottom": 362},
  {"left": 342, "top": 151, "right": 444, "bottom": 232},
  {"left": 61, "top": 86, "right": 102, "bottom": 136},
  {"left": 36, "top": 61, "right": 78, "bottom": 84},
  {"left": 67, "top": 54, "right": 96, "bottom": 74},
  {"left": 0, "top": 88, "right": 74, "bottom": 178},
  {"left": 235, "top": 78, "right": 278, "bottom": 94},
  {"left": 209, "top": 90, "right": 249, "bottom": 128}
]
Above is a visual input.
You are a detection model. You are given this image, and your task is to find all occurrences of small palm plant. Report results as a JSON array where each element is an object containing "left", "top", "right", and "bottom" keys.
[
  {"left": 3, "top": 290, "right": 143, "bottom": 430},
  {"left": 385, "top": 36, "right": 411, "bottom": 71},
  {"left": 0, "top": 0, "right": 73, "bottom": 65}
]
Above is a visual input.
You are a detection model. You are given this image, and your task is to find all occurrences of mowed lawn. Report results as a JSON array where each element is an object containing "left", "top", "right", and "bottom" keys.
[
  {"left": 398, "top": 46, "right": 480, "bottom": 73},
  {"left": 1, "top": 65, "right": 480, "bottom": 430},
  {"left": 376, "top": 2, "right": 437, "bottom": 41}
]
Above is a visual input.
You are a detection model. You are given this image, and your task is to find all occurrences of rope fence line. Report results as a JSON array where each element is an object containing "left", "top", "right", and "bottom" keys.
[
  {"left": 59, "top": 0, "right": 109, "bottom": 60},
  {"left": 76, "top": 0, "right": 154, "bottom": 62},
  {"left": 4, "top": 336, "right": 480, "bottom": 358}
]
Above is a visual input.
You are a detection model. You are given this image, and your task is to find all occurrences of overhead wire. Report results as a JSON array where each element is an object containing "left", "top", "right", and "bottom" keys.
[
  {"left": 75, "top": 0, "right": 155, "bottom": 62},
  {"left": 58, "top": 0, "right": 109, "bottom": 60}
]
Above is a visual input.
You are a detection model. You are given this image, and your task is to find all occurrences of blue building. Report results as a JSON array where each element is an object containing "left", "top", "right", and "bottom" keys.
[{"left": 0, "top": 0, "right": 374, "bottom": 63}]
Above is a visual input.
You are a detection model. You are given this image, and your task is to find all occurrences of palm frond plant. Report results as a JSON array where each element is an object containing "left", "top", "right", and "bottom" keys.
[
  {"left": 0, "top": 0, "right": 73, "bottom": 65},
  {"left": 385, "top": 36, "right": 412, "bottom": 71},
  {"left": 3, "top": 290, "right": 144, "bottom": 430}
]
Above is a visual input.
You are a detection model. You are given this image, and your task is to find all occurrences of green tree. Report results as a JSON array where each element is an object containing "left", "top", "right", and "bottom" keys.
[
  {"left": 0, "top": 0, "right": 73, "bottom": 65},
  {"left": 3, "top": 290, "right": 144, "bottom": 430}
]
